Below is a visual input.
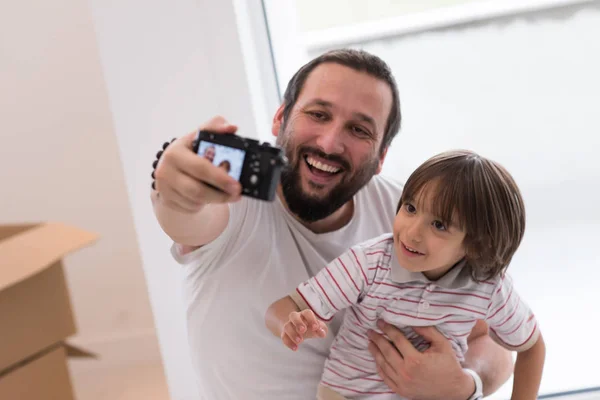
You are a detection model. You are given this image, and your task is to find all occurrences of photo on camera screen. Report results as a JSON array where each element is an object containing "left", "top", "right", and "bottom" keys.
[{"left": 197, "top": 140, "right": 246, "bottom": 181}]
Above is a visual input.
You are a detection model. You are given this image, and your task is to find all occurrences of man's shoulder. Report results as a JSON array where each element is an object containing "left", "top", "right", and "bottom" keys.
[
  {"left": 357, "top": 175, "right": 403, "bottom": 214},
  {"left": 364, "top": 174, "right": 404, "bottom": 197},
  {"left": 355, "top": 232, "right": 394, "bottom": 250}
]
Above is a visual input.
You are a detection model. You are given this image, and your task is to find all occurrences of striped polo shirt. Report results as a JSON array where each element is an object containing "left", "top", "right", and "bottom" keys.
[{"left": 292, "top": 233, "right": 539, "bottom": 399}]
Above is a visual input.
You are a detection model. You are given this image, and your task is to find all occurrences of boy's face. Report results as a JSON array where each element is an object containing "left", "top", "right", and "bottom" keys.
[{"left": 392, "top": 186, "right": 467, "bottom": 280}]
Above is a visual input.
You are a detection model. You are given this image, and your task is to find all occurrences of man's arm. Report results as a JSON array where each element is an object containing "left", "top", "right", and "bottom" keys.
[
  {"left": 463, "top": 320, "right": 514, "bottom": 397},
  {"left": 152, "top": 190, "right": 230, "bottom": 247},
  {"left": 151, "top": 117, "right": 242, "bottom": 247}
]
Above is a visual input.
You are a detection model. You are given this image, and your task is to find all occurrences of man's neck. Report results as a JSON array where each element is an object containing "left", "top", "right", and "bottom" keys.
[{"left": 276, "top": 186, "right": 354, "bottom": 234}]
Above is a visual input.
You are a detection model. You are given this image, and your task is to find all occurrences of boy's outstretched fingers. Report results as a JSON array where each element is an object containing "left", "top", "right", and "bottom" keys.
[
  {"left": 299, "top": 309, "right": 328, "bottom": 338},
  {"left": 281, "top": 323, "right": 302, "bottom": 351},
  {"left": 316, "top": 321, "right": 328, "bottom": 337},
  {"left": 281, "top": 331, "right": 298, "bottom": 351},
  {"left": 289, "top": 311, "right": 307, "bottom": 334},
  {"left": 300, "top": 309, "right": 321, "bottom": 333}
]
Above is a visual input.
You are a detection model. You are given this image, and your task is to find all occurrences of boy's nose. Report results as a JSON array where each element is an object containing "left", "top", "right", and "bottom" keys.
[{"left": 406, "top": 221, "right": 423, "bottom": 243}]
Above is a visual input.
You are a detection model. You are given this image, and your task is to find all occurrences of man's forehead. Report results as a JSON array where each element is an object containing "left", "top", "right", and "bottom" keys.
[{"left": 300, "top": 64, "right": 392, "bottom": 126}]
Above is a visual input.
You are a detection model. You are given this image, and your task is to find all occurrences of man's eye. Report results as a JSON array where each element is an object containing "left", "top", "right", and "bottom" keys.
[
  {"left": 351, "top": 125, "right": 370, "bottom": 137},
  {"left": 308, "top": 111, "right": 327, "bottom": 120}
]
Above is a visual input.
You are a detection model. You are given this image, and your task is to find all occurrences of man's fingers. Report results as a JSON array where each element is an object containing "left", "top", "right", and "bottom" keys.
[
  {"left": 158, "top": 148, "right": 241, "bottom": 200},
  {"left": 158, "top": 164, "right": 238, "bottom": 208},
  {"left": 368, "top": 328, "right": 405, "bottom": 372},
  {"left": 368, "top": 339, "right": 399, "bottom": 387},
  {"left": 198, "top": 116, "right": 238, "bottom": 135},
  {"left": 375, "top": 363, "right": 400, "bottom": 394},
  {"left": 160, "top": 196, "right": 194, "bottom": 214},
  {"left": 412, "top": 326, "right": 451, "bottom": 350},
  {"left": 157, "top": 184, "right": 201, "bottom": 213},
  {"left": 377, "top": 320, "right": 420, "bottom": 360},
  {"left": 174, "top": 150, "right": 241, "bottom": 197},
  {"left": 158, "top": 166, "right": 206, "bottom": 206}
]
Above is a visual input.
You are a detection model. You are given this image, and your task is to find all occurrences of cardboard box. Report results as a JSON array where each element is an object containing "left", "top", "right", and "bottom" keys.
[{"left": 0, "top": 222, "right": 98, "bottom": 399}]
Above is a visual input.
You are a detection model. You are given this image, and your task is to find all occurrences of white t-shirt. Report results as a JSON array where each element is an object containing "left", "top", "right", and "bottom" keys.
[{"left": 171, "top": 175, "right": 402, "bottom": 400}]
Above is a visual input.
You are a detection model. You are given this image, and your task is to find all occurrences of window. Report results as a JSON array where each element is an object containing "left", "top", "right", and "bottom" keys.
[{"left": 262, "top": 0, "right": 600, "bottom": 398}]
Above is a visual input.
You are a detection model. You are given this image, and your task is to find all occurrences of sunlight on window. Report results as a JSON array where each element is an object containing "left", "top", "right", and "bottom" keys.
[{"left": 296, "top": 0, "right": 484, "bottom": 31}]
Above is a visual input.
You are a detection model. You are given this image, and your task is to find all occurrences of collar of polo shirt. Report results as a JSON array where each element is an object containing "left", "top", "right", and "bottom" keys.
[{"left": 390, "top": 256, "right": 472, "bottom": 289}]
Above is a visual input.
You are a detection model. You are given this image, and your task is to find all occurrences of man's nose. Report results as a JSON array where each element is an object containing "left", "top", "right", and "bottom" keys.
[{"left": 315, "top": 123, "right": 345, "bottom": 155}]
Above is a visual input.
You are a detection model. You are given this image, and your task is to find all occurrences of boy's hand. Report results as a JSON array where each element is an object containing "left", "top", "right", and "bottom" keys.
[{"left": 281, "top": 309, "right": 328, "bottom": 351}]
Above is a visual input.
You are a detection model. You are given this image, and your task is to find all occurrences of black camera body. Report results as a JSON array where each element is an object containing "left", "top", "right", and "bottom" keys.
[{"left": 193, "top": 130, "right": 287, "bottom": 201}]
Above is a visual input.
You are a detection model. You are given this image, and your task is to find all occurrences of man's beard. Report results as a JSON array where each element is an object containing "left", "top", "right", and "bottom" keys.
[{"left": 278, "top": 134, "right": 380, "bottom": 223}]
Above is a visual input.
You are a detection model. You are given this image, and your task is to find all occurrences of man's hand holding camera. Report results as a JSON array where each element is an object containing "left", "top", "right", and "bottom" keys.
[{"left": 153, "top": 116, "right": 242, "bottom": 213}]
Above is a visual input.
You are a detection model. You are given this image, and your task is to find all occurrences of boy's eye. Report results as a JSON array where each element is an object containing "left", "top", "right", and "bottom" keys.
[
  {"left": 433, "top": 220, "right": 447, "bottom": 231},
  {"left": 404, "top": 203, "right": 416, "bottom": 213}
]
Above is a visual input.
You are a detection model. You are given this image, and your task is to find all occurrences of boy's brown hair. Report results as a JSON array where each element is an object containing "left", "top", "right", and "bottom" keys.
[{"left": 397, "top": 150, "right": 526, "bottom": 281}]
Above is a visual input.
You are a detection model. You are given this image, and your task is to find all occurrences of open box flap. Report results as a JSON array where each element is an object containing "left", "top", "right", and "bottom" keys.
[{"left": 0, "top": 222, "right": 98, "bottom": 291}]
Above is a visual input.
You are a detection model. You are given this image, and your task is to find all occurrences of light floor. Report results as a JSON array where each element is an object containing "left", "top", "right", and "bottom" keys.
[{"left": 69, "top": 360, "right": 170, "bottom": 400}]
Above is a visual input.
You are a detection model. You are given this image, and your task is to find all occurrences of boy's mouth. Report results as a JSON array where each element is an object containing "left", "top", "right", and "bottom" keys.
[{"left": 401, "top": 241, "right": 425, "bottom": 255}]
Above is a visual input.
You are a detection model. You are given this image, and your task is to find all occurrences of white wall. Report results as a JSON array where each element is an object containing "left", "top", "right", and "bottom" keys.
[
  {"left": 86, "top": 0, "right": 276, "bottom": 398},
  {"left": 298, "top": 2, "right": 600, "bottom": 398},
  {"left": 0, "top": 0, "right": 163, "bottom": 368}
]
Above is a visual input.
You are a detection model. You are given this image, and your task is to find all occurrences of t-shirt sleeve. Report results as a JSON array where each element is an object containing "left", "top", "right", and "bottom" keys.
[
  {"left": 293, "top": 245, "right": 373, "bottom": 321},
  {"left": 485, "top": 273, "right": 540, "bottom": 352}
]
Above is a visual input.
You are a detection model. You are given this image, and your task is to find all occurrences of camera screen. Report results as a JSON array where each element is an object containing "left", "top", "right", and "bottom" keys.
[{"left": 197, "top": 140, "right": 246, "bottom": 181}]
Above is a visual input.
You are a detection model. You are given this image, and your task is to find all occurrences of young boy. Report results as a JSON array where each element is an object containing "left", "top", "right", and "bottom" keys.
[{"left": 265, "top": 150, "right": 545, "bottom": 399}]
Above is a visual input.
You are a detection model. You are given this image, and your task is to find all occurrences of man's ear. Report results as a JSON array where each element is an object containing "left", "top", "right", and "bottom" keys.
[
  {"left": 272, "top": 104, "right": 285, "bottom": 138},
  {"left": 376, "top": 147, "right": 389, "bottom": 174}
]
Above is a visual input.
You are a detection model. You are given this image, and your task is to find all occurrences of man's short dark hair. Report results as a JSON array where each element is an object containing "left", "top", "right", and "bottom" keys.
[{"left": 281, "top": 49, "right": 401, "bottom": 154}]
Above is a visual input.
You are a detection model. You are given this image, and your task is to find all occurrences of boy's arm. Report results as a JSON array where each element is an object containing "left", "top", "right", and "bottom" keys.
[
  {"left": 265, "top": 296, "right": 300, "bottom": 338},
  {"left": 484, "top": 274, "right": 543, "bottom": 398},
  {"left": 265, "top": 295, "right": 328, "bottom": 351},
  {"left": 511, "top": 334, "right": 546, "bottom": 400}
]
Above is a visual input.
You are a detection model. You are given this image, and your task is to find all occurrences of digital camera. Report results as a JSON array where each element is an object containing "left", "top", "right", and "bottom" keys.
[{"left": 193, "top": 130, "right": 287, "bottom": 201}]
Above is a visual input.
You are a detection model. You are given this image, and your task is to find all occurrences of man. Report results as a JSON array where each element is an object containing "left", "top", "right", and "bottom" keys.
[
  {"left": 152, "top": 49, "right": 513, "bottom": 399},
  {"left": 202, "top": 144, "right": 216, "bottom": 163}
]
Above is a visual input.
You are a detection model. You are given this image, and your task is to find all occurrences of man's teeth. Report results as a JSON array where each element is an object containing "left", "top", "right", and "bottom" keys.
[{"left": 306, "top": 156, "right": 340, "bottom": 173}]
